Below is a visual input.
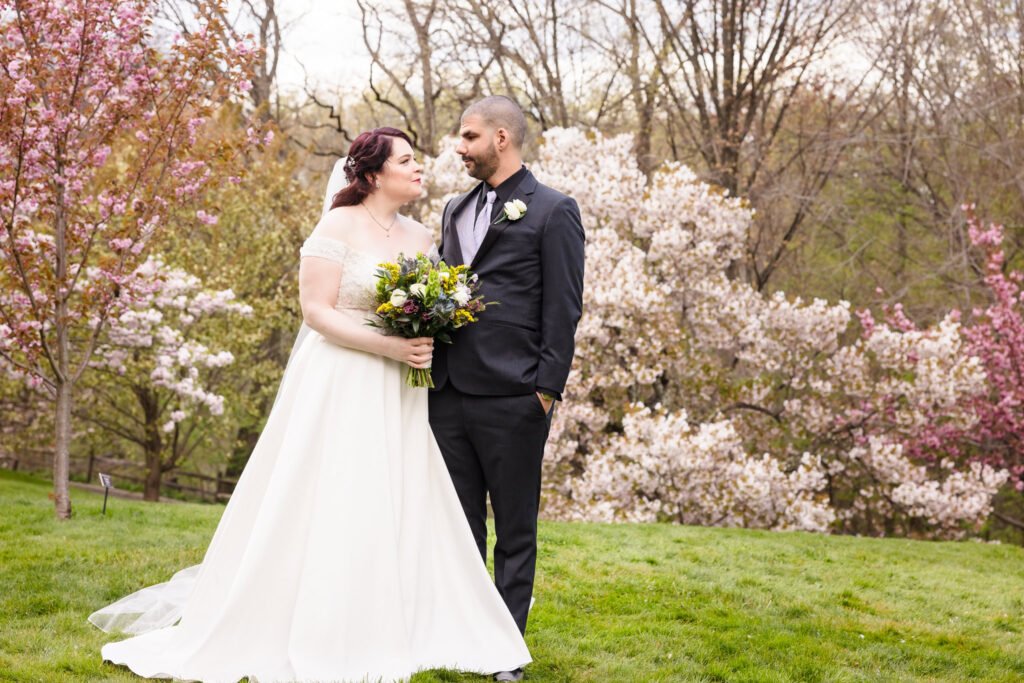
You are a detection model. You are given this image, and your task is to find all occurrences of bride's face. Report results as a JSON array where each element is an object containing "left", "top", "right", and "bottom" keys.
[{"left": 375, "top": 138, "right": 423, "bottom": 203}]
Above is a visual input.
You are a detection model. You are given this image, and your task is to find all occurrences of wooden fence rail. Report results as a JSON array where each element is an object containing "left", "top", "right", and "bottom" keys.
[{"left": 0, "top": 450, "right": 237, "bottom": 503}]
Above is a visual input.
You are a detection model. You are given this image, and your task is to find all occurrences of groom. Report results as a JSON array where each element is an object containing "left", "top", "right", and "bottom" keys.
[{"left": 429, "top": 96, "right": 585, "bottom": 675}]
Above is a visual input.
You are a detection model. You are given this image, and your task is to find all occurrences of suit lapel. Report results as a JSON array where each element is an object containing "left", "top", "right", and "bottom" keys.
[
  {"left": 441, "top": 187, "right": 479, "bottom": 267},
  {"left": 471, "top": 171, "right": 538, "bottom": 269}
]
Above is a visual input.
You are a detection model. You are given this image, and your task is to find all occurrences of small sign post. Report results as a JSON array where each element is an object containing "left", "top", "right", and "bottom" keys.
[{"left": 98, "top": 473, "right": 113, "bottom": 516}]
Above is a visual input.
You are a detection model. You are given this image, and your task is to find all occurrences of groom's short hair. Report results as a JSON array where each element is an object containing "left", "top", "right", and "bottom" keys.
[{"left": 463, "top": 96, "right": 527, "bottom": 149}]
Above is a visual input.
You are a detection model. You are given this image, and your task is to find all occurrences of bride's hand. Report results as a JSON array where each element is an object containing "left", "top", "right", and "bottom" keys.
[{"left": 385, "top": 336, "right": 434, "bottom": 368}]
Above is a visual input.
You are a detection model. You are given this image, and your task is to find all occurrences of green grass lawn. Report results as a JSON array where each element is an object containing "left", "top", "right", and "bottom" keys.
[{"left": 2, "top": 469, "right": 1023, "bottom": 682}]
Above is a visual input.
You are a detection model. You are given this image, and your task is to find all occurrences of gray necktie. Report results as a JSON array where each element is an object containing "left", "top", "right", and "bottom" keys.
[{"left": 473, "top": 190, "right": 497, "bottom": 252}]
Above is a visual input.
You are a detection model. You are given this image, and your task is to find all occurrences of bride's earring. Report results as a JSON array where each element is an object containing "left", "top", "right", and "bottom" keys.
[{"left": 375, "top": 179, "right": 381, "bottom": 189}]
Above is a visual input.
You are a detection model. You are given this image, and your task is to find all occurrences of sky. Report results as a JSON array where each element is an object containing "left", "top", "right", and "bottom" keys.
[
  {"left": 265, "top": 0, "right": 877, "bottom": 106},
  {"left": 273, "top": 1, "right": 372, "bottom": 97}
]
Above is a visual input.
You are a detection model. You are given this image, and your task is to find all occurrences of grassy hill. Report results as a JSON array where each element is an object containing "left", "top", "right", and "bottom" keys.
[{"left": 2, "top": 469, "right": 1023, "bottom": 682}]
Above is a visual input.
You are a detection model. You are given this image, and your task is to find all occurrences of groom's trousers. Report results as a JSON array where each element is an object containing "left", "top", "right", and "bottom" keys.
[{"left": 429, "top": 382, "right": 553, "bottom": 634}]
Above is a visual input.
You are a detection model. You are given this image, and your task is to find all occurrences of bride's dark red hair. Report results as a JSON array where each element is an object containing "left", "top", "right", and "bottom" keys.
[{"left": 331, "top": 127, "right": 413, "bottom": 209}]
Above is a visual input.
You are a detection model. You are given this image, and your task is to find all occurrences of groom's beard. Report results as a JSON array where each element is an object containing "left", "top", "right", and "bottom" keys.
[{"left": 463, "top": 143, "right": 500, "bottom": 182}]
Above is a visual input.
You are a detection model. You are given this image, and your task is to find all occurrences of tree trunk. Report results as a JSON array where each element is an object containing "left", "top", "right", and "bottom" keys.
[
  {"left": 227, "top": 420, "right": 262, "bottom": 479},
  {"left": 627, "top": 0, "right": 656, "bottom": 174},
  {"left": 136, "top": 386, "right": 164, "bottom": 501},
  {"left": 407, "top": 0, "right": 437, "bottom": 155},
  {"left": 251, "top": 0, "right": 279, "bottom": 123},
  {"left": 144, "top": 452, "right": 162, "bottom": 502},
  {"left": 52, "top": 377, "right": 73, "bottom": 519},
  {"left": 52, "top": 171, "right": 72, "bottom": 520}
]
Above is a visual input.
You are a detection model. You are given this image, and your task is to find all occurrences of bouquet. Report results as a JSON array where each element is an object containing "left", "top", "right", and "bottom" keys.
[{"left": 368, "top": 252, "right": 492, "bottom": 387}]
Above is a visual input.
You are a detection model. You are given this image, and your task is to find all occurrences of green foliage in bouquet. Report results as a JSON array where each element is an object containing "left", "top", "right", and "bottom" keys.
[{"left": 369, "top": 253, "right": 492, "bottom": 386}]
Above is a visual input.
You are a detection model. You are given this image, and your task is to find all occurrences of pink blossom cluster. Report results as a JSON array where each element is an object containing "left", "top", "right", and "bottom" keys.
[
  {"left": 896, "top": 208, "right": 1024, "bottom": 493},
  {"left": 420, "top": 129, "right": 1008, "bottom": 538},
  {"left": 0, "top": 0, "right": 260, "bottom": 386},
  {"left": 0, "top": 0, "right": 262, "bottom": 518}
]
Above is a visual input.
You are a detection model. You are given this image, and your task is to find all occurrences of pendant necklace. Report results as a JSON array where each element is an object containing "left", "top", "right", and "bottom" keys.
[{"left": 362, "top": 203, "right": 397, "bottom": 238}]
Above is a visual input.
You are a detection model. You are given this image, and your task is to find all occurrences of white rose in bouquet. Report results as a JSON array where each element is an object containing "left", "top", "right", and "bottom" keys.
[{"left": 390, "top": 289, "right": 408, "bottom": 307}]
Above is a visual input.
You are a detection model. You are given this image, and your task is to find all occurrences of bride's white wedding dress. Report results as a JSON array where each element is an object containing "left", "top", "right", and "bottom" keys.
[{"left": 88, "top": 235, "right": 531, "bottom": 682}]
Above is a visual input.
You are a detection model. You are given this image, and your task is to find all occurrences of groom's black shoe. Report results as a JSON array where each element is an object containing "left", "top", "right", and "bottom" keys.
[{"left": 494, "top": 668, "right": 524, "bottom": 682}]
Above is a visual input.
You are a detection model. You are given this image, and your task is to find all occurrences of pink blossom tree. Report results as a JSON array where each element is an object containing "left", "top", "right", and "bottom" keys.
[
  {"left": 0, "top": 0, "right": 260, "bottom": 518},
  {"left": 0, "top": 366, "right": 51, "bottom": 467},
  {"left": 960, "top": 211, "right": 1024, "bottom": 495},
  {"left": 897, "top": 207, "right": 1024, "bottom": 532}
]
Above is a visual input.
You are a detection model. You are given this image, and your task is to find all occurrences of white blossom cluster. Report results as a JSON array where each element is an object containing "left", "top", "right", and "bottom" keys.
[
  {"left": 418, "top": 135, "right": 474, "bottom": 239},
  {"left": 416, "top": 129, "right": 1006, "bottom": 538},
  {"left": 548, "top": 404, "right": 835, "bottom": 532},
  {"left": 843, "top": 438, "right": 1007, "bottom": 538},
  {"left": 91, "top": 256, "right": 251, "bottom": 431}
]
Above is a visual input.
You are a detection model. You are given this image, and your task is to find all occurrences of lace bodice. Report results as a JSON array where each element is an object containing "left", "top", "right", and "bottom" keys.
[{"left": 299, "top": 236, "right": 439, "bottom": 316}]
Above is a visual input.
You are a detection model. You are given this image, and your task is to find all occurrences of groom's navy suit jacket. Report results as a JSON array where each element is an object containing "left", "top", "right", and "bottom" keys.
[{"left": 431, "top": 168, "right": 585, "bottom": 398}]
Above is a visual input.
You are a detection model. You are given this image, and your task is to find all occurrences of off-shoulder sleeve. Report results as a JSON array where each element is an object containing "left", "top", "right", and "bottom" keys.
[{"left": 300, "top": 236, "right": 349, "bottom": 264}]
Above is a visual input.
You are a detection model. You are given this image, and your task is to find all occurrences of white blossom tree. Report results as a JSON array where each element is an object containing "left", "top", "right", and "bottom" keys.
[
  {"left": 80, "top": 256, "right": 251, "bottom": 500},
  {"left": 421, "top": 129, "right": 1006, "bottom": 538}
]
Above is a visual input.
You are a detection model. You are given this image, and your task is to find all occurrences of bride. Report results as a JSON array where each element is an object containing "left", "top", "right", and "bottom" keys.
[{"left": 88, "top": 127, "right": 531, "bottom": 682}]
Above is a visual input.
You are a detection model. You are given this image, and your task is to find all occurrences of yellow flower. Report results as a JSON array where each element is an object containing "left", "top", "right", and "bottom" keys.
[
  {"left": 442, "top": 266, "right": 470, "bottom": 294},
  {"left": 453, "top": 309, "right": 476, "bottom": 327},
  {"left": 376, "top": 302, "right": 398, "bottom": 316}
]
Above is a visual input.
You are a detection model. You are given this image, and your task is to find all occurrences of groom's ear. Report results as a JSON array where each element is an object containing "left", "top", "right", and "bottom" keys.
[{"left": 494, "top": 127, "right": 512, "bottom": 152}]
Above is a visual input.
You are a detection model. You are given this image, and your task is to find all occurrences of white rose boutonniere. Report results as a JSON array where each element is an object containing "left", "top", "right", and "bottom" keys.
[{"left": 494, "top": 198, "right": 528, "bottom": 224}]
